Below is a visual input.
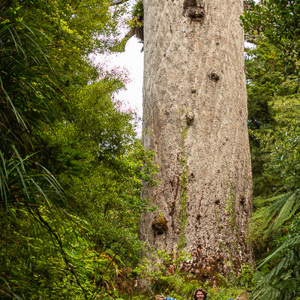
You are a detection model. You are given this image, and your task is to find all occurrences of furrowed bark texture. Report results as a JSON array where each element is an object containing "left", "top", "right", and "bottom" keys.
[{"left": 141, "top": 0, "right": 253, "bottom": 277}]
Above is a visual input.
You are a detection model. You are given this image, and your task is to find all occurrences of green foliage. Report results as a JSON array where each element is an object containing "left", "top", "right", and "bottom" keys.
[
  {"left": 242, "top": 0, "right": 300, "bottom": 72},
  {"left": 135, "top": 250, "right": 190, "bottom": 280},
  {"left": 241, "top": 1, "right": 300, "bottom": 299},
  {"left": 128, "top": 0, "right": 144, "bottom": 28},
  {"left": 0, "top": 0, "right": 157, "bottom": 298},
  {"left": 242, "top": 0, "right": 300, "bottom": 198},
  {"left": 132, "top": 0, "right": 144, "bottom": 19},
  {"left": 251, "top": 190, "right": 300, "bottom": 241},
  {"left": 110, "top": 0, "right": 144, "bottom": 53},
  {"left": 128, "top": 0, "right": 144, "bottom": 41},
  {"left": 242, "top": 0, "right": 300, "bottom": 239},
  {"left": 134, "top": 250, "right": 252, "bottom": 300},
  {"left": 244, "top": 38, "right": 298, "bottom": 197},
  {"left": 250, "top": 235, "right": 300, "bottom": 300},
  {"left": 2, "top": 0, "right": 300, "bottom": 298},
  {"left": 131, "top": 276, "right": 248, "bottom": 300}
]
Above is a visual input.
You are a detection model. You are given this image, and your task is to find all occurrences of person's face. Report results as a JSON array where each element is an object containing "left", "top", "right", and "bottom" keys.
[{"left": 196, "top": 291, "right": 205, "bottom": 300}]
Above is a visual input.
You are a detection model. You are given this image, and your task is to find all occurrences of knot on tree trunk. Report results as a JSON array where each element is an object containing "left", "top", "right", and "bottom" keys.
[
  {"left": 152, "top": 214, "right": 168, "bottom": 235},
  {"left": 183, "top": 0, "right": 205, "bottom": 22},
  {"left": 208, "top": 72, "right": 220, "bottom": 82},
  {"left": 186, "top": 112, "right": 195, "bottom": 126}
]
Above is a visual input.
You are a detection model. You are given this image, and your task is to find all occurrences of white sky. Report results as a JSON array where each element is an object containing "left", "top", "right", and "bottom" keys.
[
  {"left": 113, "top": 37, "right": 144, "bottom": 118},
  {"left": 94, "top": 35, "right": 144, "bottom": 133},
  {"left": 94, "top": 0, "right": 144, "bottom": 120}
]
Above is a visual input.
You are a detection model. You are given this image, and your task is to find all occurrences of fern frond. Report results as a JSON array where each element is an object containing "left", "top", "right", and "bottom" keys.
[
  {"left": 0, "top": 146, "right": 63, "bottom": 211},
  {"left": 251, "top": 236, "right": 300, "bottom": 300},
  {"left": 268, "top": 190, "right": 300, "bottom": 232},
  {"left": 259, "top": 236, "right": 300, "bottom": 267},
  {"left": 253, "top": 190, "right": 300, "bottom": 237}
]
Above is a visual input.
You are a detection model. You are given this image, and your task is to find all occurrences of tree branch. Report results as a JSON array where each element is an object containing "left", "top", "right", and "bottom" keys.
[{"left": 110, "top": 0, "right": 129, "bottom": 6}]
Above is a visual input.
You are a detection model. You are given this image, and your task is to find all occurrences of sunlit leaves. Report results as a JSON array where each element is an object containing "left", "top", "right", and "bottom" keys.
[{"left": 0, "top": 0, "right": 157, "bottom": 298}]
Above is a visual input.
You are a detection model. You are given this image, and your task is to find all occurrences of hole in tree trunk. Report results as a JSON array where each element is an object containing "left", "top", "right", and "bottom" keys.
[
  {"left": 152, "top": 214, "right": 168, "bottom": 235},
  {"left": 209, "top": 72, "right": 220, "bottom": 82}
]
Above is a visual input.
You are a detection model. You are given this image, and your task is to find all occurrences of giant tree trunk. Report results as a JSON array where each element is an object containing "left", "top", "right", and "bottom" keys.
[{"left": 141, "top": 0, "right": 253, "bottom": 278}]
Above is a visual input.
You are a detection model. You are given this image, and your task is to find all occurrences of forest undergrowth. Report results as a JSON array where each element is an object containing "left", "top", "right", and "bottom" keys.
[{"left": 0, "top": 0, "right": 300, "bottom": 299}]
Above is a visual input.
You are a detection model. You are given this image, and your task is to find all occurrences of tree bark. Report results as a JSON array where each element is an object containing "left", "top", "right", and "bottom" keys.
[{"left": 141, "top": 0, "right": 253, "bottom": 278}]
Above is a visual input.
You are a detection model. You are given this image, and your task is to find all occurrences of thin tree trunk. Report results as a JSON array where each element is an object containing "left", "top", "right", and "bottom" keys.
[{"left": 141, "top": 0, "right": 253, "bottom": 278}]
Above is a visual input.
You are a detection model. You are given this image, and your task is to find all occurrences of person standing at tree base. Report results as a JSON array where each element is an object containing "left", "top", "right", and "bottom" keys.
[{"left": 155, "top": 288, "right": 207, "bottom": 300}]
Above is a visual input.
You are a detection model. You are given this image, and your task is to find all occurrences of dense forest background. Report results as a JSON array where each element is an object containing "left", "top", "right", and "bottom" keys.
[{"left": 0, "top": 0, "right": 299, "bottom": 299}]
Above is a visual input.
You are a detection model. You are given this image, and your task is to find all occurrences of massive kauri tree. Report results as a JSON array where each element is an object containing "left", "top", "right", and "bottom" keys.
[{"left": 141, "top": 0, "right": 253, "bottom": 277}]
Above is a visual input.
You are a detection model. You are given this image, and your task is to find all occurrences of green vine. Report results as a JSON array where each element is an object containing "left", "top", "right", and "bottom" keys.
[
  {"left": 178, "top": 109, "right": 189, "bottom": 250},
  {"left": 225, "top": 182, "right": 240, "bottom": 239},
  {"left": 215, "top": 178, "right": 241, "bottom": 270}
]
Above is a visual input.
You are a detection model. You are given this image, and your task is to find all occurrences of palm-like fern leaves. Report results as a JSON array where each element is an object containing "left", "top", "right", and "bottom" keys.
[
  {"left": 253, "top": 190, "right": 300, "bottom": 238},
  {"left": 251, "top": 236, "right": 300, "bottom": 300},
  {"left": 250, "top": 191, "right": 300, "bottom": 300}
]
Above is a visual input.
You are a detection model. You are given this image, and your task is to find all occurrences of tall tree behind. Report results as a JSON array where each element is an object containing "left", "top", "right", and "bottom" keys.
[{"left": 141, "top": 0, "right": 253, "bottom": 277}]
